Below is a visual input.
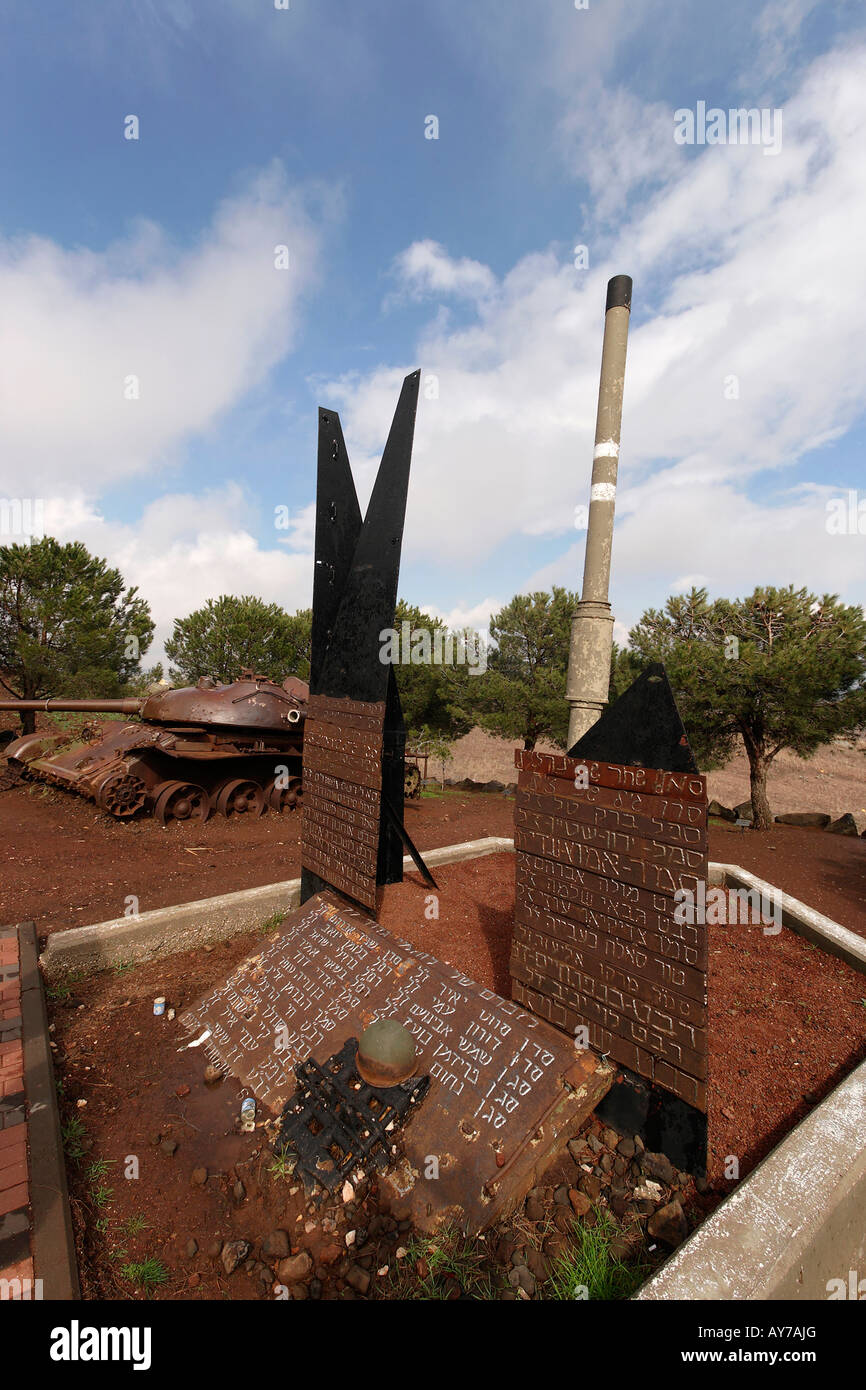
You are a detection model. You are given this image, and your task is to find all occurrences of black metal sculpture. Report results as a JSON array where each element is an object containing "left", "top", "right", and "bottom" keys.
[{"left": 300, "top": 371, "right": 435, "bottom": 913}]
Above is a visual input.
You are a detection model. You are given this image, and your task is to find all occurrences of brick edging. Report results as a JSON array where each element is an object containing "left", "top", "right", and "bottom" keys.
[{"left": 18, "top": 922, "right": 80, "bottom": 1299}]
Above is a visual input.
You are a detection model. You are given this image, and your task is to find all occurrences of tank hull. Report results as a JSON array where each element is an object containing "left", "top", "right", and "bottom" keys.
[
  {"left": 0, "top": 673, "right": 308, "bottom": 823},
  {"left": 5, "top": 720, "right": 304, "bottom": 822}
]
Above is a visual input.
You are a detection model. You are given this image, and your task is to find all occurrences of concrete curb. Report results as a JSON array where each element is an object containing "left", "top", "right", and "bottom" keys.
[
  {"left": 712, "top": 862, "right": 866, "bottom": 974},
  {"left": 18, "top": 922, "right": 80, "bottom": 1299},
  {"left": 635, "top": 1054, "right": 866, "bottom": 1300},
  {"left": 41, "top": 843, "right": 864, "bottom": 981},
  {"left": 40, "top": 836, "right": 517, "bottom": 980}
]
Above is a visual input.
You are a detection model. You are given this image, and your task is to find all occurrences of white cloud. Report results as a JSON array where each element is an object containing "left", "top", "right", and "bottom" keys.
[
  {"left": 43, "top": 486, "right": 313, "bottom": 670},
  {"left": 0, "top": 163, "right": 321, "bottom": 499},
  {"left": 324, "top": 41, "right": 866, "bottom": 630},
  {"left": 388, "top": 240, "right": 497, "bottom": 305},
  {"left": 418, "top": 597, "right": 500, "bottom": 636}
]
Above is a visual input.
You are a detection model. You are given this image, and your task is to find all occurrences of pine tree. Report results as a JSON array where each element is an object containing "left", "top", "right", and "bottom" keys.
[
  {"left": 0, "top": 538, "right": 154, "bottom": 735},
  {"left": 628, "top": 585, "right": 866, "bottom": 829},
  {"left": 165, "top": 596, "right": 311, "bottom": 686}
]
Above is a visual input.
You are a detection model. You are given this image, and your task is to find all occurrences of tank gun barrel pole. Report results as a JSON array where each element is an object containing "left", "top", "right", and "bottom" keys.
[{"left": 566, "top": 274, "right": 633, "bottom": 748}]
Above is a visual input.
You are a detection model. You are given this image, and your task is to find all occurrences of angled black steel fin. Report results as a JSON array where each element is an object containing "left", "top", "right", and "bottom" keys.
[
  {"left": 317, "top": 370, "right": 420, "bottom": 703},
  {"left": 309, "top": 408, "right": 363, "bottom": 696},
  {"left": 568, "top": 662, "right": 699, "bottom": 774},
  {"left": 302, "top": 369, "right": 434, "bottom": 905},
  {"left": 378, "top": 664, "right": 407, "bottom": 885}
]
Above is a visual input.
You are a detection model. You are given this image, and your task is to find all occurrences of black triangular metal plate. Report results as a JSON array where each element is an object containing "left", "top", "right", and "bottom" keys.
[{"left": 568, "top": 662, "right": 699, "bottom": 774}]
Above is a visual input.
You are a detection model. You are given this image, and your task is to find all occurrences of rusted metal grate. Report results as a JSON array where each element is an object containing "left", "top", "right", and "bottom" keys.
[{"left": 275, "top": 1037, "right": 429, "bottom": 1200}]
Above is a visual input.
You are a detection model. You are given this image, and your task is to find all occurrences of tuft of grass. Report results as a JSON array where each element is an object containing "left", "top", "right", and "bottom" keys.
[
  {"left": 267, "top": 1150, "right": 297, "bottom": 1180},
  {"left": 61, "top": 1114, "right": 87, "bottom": 1161},
  {"left": 387, "top": 1227, "right": 497, "bottom": 1301},
  {"left": 110, "top": 959, "right": 135, "bottom": 976},
  {"left": 261, "top": 910, "right": 288, "bottom": 934},
  {"left": 87, "top": 1157, "right": 114, "bottom": 1183},
  {"left": 546, "top": 1209, "right": 649, "bottom": 1301},
  {"left": 120, "top": 1257, "right": 169, "bottom": 1293},
  {"left": 92, "top": 1184, "right": 114, "bottom": 1209},
  {"left": 122, "top": 1215, "right": 149, "bottom": 1236},
  {"left": 47, "top": 968, "right": 89, "bottom": 1004}
]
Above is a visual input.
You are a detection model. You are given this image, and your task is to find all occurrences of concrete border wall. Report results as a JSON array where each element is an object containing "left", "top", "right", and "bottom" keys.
[
  {"left": 712, "top": 862, "right": 866, "bottom": 973},
  {"left": 635, "top": 1054, "right": 866, "bottom": 1300},
  {"left": 41, "top": 837, "right": 515, "bottom": 980}
]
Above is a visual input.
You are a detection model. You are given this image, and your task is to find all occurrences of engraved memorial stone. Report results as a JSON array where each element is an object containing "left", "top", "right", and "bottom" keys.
[{"left": 510, "top": 663, "right": 709, "bottom": 1173}]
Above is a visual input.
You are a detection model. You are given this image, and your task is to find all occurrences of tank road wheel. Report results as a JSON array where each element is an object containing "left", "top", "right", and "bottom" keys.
[
  {"left": 215, "top": 778, "right": 266, "bottom": 819},
  {"left": 266, "top": 775, "right": 303, "bottom": 813},
  {"left": 153, "top": 780, "right": 210, "bottom": 827},
  {"left": 403, "top": 761, "right": 422, "bottom": 799},
  {"left": 96, "top": 770, "right": 147, "bottom": 819}
]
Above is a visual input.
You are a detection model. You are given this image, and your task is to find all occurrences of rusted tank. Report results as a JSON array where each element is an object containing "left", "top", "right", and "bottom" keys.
[{"left": 0, "top": 670, "right": 308, "bottom": 825}]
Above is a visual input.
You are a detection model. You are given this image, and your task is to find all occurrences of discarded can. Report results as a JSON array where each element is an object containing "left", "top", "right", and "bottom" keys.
[
  {"left": 153, "top": 997, "right": 166, "bottom": 1017},
  {"left": 240, "top": 1097, "right": 256, "bottom": 1132}
]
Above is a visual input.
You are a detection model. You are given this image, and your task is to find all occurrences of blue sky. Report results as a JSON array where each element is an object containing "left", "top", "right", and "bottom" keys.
[{"left": 1, "top": 0, "right": 864, "bottom": 666}]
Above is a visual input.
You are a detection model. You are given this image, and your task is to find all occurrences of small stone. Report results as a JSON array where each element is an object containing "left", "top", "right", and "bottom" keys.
[
  {"left": 346, "top": 1265, "right": 371, "bottom": 1294},
  {"left": 567, "top": 1138, "right": 588, "bottom": 1162},
  {"left": 613, "top": 1155, "right": 628, "bottom": 1177},
  {"left": 159, "top": 1139, "right": 178, "bottom": 1157},
  {"left": 525, "top": 1195, "right": 545, "bottom": 1223},
  {"left": 633, "top": 1134, "right": 645, "bottom": 1155},
  {"left": 309, "top": 1278, "right": 322, "bottom": 1300},
  {"left": 203, "top": 1063, "right": 223, "bottom": 1085},
  {"left": 553, "top": 1184, "right": 571, "bottom": 1206},
  {"left": 507, "top": 1264, "right": 536, "bottom": 1297},
  {"left": 276, "top": 1251, "right": 313, "bottom": 1282},
  {"left": 543, "top": 1233, "right": 569, "bottom": 1262},
  {"left": 525, "top": 1247, "right": 548, "bottom": 1282},
  {"left": 553, "top": 1208, "right": 573, "bottom": 1234},
  {"left": 206, "top": 1240, "right": 222, "bottom": 1259},
  {"left": 377, "top": 1265, "right": 389, "bottom": 1277},
  {"left": 580, "top": 1174, "right": 602, "bottom": 1201},
  {"left": 600, "top": 1152, "right": 614, "bottom": 1173},
  {"left": 232, "top": 1180, "right": 246, "bottom": 1203},
  {"left": 648, "top": 1200, "right": 688, "bottom": 1248},
  {"left": 602, "top": 1128, "right": 619, "bottom": 1150},
  {"left": 175, "top": 1084, "right": 190, "bottom": 1098},
  {"left": 587, "top": 1134, "right": 603, "bottom": 1154},
  {"left": 568, "top": 1189, "right": 591, "bottom": 1217},
  {"left": 345, "top": 1230, "right": 357, "bottom": 1247},
  {"left": 616, "top": 1137, "right": 636, "bottom": 1159},
  {"left": 291, "top": 1282, "right": 309, "bottom": 1300},
  {"left": 342, "top": 1180, "right": 354, "bottom": 1203},
  {"left": 191, "top": 1166, "right": 208, "bottom": 1186},
  {"left": 609, "top": 1191, "right": 630, "bottom": 1219},
  {"left": 641, "top": 1151, "right": 677, "bottom": 1187},
  {"left": 262, "top": 1230, "right": 291, "bottom": 1259},
  {"left": 304, "top": 1221, "right": 316, "bottom": 1234},
  {"left": 221, "top": 1239, "right": 250, "bottom": 1274},
  {"left": 188, "top": 1272, "right": 200, "bottom": 1288},
  {"left": 633, "top": 1180, "right": 664, "bottom": 1203}
]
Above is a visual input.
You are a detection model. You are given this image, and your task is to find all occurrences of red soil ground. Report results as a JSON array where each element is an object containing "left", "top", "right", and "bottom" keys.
[
  {"left": 52, "top": 852, "right": 866, "bottom": 1299},
  {"left": 1, "top": 782, "right": 863, "bottom": 939}
]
